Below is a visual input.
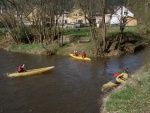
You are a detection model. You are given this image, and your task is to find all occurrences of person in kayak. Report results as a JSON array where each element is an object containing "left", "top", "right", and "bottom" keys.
[
  {"left": 114, "top": 68, "right": 129, "bottom": 77},
  {"left": 124, "top": 68, "right": 129, "bottom": 74},
  {"left": 74, "top": 50, "right": 78, "bottom": 56},
  {"left": 17, "top": 64, "right": 26, "bottom": 73},
  {"left": 75, "top": 51, "right": 78, "bottom": 56},
  {"left": 82, "top": 51, "right": 86, "bottom": 58}
]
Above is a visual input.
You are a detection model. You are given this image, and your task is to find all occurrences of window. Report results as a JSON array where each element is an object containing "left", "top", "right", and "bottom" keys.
[
  {"left": 78, "top": 20, "right": 83, "bottom": 23},
  {"left": 65, "top": 20, "right": 67, "bottom": 23}
]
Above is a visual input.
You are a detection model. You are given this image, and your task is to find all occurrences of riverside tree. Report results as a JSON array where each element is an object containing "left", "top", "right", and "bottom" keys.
[
  {"left": 73, "top": 0, "right": 109, "bottom": 56},
  {"left": 0, "top": 0, "right": 69, "bottom": 54}
]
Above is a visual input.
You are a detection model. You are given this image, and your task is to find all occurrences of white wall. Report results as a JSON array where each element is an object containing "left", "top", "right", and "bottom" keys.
[{"left": 110, "top": 6, "right": 134, "bottom": 25}]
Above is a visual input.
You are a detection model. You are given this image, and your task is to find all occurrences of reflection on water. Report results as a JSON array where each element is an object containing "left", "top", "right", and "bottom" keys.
[{"left": 0, "top": 48, "right": 149, "bottom": 113}]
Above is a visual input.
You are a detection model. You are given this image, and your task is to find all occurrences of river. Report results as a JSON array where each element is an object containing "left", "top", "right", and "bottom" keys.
[{"left": 0, "top": 48, "right": 149, "bottom": 113}]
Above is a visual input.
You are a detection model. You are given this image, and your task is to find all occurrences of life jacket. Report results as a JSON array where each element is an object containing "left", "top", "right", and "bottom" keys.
[
  {"left": 82, "top": 52, "right": 86, "bottom": 58},
  {"left": 18, "top": 66, "right": 23, "bottom": 72},
  {"left": 75, "top": 52, "right": 78, "bottom": 56},
  {"left": 114, "top": 73, "right": 119, "bottom": 77}
]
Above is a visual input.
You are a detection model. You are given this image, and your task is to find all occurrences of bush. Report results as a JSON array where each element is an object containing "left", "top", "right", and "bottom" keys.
[{"left": 16, "top": 28, "right": 34, "bottom": 43}]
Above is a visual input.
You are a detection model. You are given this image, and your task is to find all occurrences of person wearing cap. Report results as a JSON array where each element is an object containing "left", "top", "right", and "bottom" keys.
[
  {"left": 75, "top": 51, "right": 78, "bottom": 56},
  {"left": 17, "top": 64, "right": 26, "bottom": 73}
]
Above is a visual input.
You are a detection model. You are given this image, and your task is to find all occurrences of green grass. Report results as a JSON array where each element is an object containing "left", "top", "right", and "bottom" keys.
[
  {"left": 102, "top": 63, "right": 150, "bottom": 113},
  {"left": 56, "top": 42, "right": 95, "bottom": 56},
  {"left": 62, "top": 27, "right": 140, "bottom": 43},
  {"left": 6, "top": 43, "right": 61, "bottom": 55},
  {"left": 63, "top": 28, "right": 90, "bottom": 37},
  {"left": 107, "top": 27, "right": 138, "bottom": 36},
  {"left": 7, "top": 43, "right": 45, "bottom": 54},
  {"left": 63, "top": 27, "right": 140, "bottom": 39}
]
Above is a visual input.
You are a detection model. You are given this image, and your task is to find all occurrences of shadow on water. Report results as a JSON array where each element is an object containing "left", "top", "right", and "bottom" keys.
[{"left": 0, "top": 48, "right": 149, "bottom": 113}]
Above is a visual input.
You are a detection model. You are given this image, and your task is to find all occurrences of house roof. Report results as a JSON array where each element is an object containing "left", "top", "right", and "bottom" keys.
[
  {"left": 113, "top": 6, "right": 134, "bottom": 17},
  {"left": 110, "top": 6, "right": 134, "bottom": 24}
]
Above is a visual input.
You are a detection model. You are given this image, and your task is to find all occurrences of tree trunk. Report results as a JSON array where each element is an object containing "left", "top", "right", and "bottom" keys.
[{"left": 101, "top": 0, "right": 107, "bottom": 53}]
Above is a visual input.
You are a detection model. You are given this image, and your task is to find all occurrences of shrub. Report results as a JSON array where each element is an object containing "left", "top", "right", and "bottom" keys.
[{"left": 16, "top": 28, "right": 34, "bottom": 43}]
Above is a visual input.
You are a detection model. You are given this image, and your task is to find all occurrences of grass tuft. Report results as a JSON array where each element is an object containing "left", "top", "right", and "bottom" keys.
[{"left": 102, "top": 63, "right": 150, "bottom": 113}]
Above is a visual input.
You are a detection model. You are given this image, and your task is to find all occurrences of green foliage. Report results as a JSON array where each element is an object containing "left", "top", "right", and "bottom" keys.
[
  {"left": 7, "top": 43, "right": 45, "bottom": 54},
  {"left": 107, "top": 27, "right": 145, "bottom": 41},
  {"left": 63, "top": 28, "right": 90, "bottom": 37},
  {"left": 107, "top": 27, "right": 137, "bottom": 35},
  {"left": 16, "top": 28, "right": 33, "bottom": 43},
  {"left": 0, "top": 28, "right": 5, "bottom": 34},
  {"left": 56, "top": 42, "right": 95, "bottom": 56},
  {"left": 51, "top": 44, "right": 59, "bottom": 54},
  {"left": 0, "top": 22, "right": 4, "bottom": 28},
  {"left": 6, "top": 43, "right": 62, "bottom": 55},
  {"left": 104, "top": 63, "right": 150, "bottom": 113}
]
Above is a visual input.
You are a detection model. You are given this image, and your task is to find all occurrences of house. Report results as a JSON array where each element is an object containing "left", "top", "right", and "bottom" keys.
[
  {"left": 125, "top": 17, "right": 137, "bottom": 27},
  {"left": 56, "top": 7, "right": 88, "bottom": 28},
  {"left": 56, "top": 10, "right": 69, "bottom": 25},
  {"left": 95, "top": 13, "right": 111, "bottom": 27},
  {"left": 67, "top": 8, "right": 88, "bottom": 24},
  {"left": 25, "top": 7, "right": 42, "bottom": 25},
  {"left": 58, "top": 8, "right": 112, "bottom": 28},
  {"left": 110, "top": 6, "right": 137, "bottom": 27}
]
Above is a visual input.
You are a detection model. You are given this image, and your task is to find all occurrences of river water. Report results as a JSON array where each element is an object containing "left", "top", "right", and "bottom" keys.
[{"left": 0, "top": 48, "right": 149, "bottom": 113}]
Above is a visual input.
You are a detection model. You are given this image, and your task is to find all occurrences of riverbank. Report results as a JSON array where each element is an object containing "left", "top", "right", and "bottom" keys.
[
  {"left": 0, "top": 27, "right": 150, "bottom": 57},
  {"left": 1, "top": 33, "right": 150, "bottom": 57},
  {"left": 100, "top": 57, "right": 150, "bottom": 113},
  {"left": 0, "top": 40, "right": 94, "bottom": 56}
]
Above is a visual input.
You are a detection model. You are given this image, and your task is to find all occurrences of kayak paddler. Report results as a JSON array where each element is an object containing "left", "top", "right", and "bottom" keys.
[
  {"left": 17, "top": 64, "right": 26, "bottom": 73},
  {"left": 82, "top": 51, "right": 86, "bottom": 58}
]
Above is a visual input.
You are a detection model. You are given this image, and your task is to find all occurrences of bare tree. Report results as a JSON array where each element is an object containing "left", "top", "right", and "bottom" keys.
[
  {"left": 109, "top": 0, "right": 136, "bottom": 50},
  {"left": 73, "top": 0, "right": 102, "bottom": 55},
  {"left": 132, "top": 0, "right": 150, "bottom": 32},
  {"left": 144, "top": 0, "right": 150, "bottom": 32},
  {"left": 0, "top": 0, "right": 35, "bottom": 43},
  {"left": 100, "top": 0, "right": 107, "bottom": 53}
]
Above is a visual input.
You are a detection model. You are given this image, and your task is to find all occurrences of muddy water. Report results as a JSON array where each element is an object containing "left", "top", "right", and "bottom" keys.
[{"left": 0, "top": 48, "right": 149, "bottom": 113}]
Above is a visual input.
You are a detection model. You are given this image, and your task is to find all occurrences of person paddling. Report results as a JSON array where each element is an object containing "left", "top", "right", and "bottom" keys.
[
  {"left": 74, "top": 51, "right": 78, "bottom": 56},
  {"left": 124, "top": 68, "right": 129, "bottom": 74},
  {"left": 17, "top": 64, "right": 26, "bottom": 73},
  {"left": 82, "top": 51, "right": 86, "bottom": 59},
  {"left": 114, "top": 68, "right": 129, "bottom": 77}
]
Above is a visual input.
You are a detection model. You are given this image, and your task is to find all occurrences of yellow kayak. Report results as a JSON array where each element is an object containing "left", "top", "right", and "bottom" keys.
[
  {"left": 102, "top": 72, "right": 129, "bottom": 90},
  {"left": 7, "top": 66, "right": 55, "bottom": 77},
  {"left": 69, "top": 54, "right": 91, "bottom": 61},
  {"left": 102, "top": 81, "right": 118, "bottom": 90},
  {"left": 116, "top": 72, "right": 128, "bottom": 83}
]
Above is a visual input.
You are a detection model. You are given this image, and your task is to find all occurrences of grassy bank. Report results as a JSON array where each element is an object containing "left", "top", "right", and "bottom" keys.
[
  {"left": 101, "top": 63, "right": 150, "bottom": 113},
  {"left": 56, "top": 42, "right": 95, "bottom": 56},
  {"left": 6, "top": 43, "right": 46, "bottom": 54},
  {"left": 3, "top": 43, "right": 60, "bottom": 55},
  {"left": 0, "top": 26, "right": 149, "bottom": 56},
  {"left": 63, "top": 27, "right": 90, "bottom": 37}
]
